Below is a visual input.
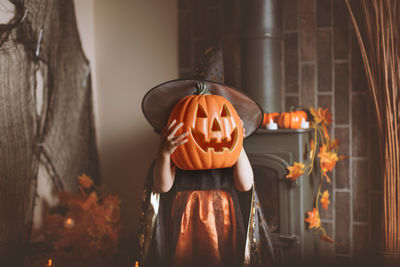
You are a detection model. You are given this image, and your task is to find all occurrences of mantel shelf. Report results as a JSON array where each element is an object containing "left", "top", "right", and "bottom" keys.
[{"left": 254, "top": 128, "right": 313, "bottom": 135}]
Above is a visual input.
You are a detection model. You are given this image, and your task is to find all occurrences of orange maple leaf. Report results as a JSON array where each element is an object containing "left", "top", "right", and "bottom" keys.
[
  {"left": 320, "top": 234, "right": 338, "bottom": 244},
  {"left": 78, "top": 173, "right": 94, "bottom": 189},
  {"left": 318, "top": 146, "right": 339, "bottom": 174},
  {"left": 305, "top": 208, "right": 321, "bottom": 229},
  {"left": 321, "top": 190, "right": 330, "bottom": 210},
  {"left": 286, "top": 162, "right": 305, "bottom": 181},
  {"left": 310, "top": 107, "right": 333, "bottom": 126}
]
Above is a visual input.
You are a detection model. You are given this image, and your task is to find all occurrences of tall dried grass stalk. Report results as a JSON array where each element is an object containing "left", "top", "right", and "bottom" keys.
[{"left": 346, "top": 0, "right": 400, "bottom": 255}]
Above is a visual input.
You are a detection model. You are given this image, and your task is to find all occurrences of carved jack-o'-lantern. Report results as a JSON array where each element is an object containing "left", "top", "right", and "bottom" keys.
[{"left": 167, "top": 83, "right": 243, "bottom": 170}]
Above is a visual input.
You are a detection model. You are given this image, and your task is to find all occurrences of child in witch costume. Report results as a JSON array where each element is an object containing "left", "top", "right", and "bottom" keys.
[
  {"left": 138, "top": 46, "right": 274, "bottom": 267},
  {"left": 155, "top": 89, "right": 253, "bottom": 267}
]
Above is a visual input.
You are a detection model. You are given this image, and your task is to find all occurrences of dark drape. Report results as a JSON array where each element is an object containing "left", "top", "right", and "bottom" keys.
[{"left": 0, "top": 0, "right": 99, "bottom": 265}]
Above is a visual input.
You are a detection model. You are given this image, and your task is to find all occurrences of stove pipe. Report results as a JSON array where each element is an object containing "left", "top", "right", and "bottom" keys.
[{"left": 240, "top": 0, "right": 283, "bottom": 113}]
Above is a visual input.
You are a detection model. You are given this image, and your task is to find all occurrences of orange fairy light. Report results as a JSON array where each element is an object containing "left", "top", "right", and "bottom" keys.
[
  {"left": 135, "top": 261, "right": 139, "bottom": 267},
  {"left": 47, "top": 258, "right": 53, "bottom": 266},
  {"left": 64, "top": 217, "right": 75, "bottom": 229}
]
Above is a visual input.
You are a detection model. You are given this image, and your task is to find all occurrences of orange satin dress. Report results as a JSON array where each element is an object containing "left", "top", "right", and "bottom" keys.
[{"left": 170, "top": 190, "right": 238, "bottom": 267}]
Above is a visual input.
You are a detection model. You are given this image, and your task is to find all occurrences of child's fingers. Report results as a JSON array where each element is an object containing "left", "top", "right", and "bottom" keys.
[
  {"left": 168, "top": 119, "right": 177, "bottom": 130},
  {"left": 170, "top": 133, "right": 188, "bottom": 150},
  {"left": 175, "top": 139, "right": 188, "bottom": 146},
  {"left": 161, "top": 120, "right": 176, "bottom": 137},
  {"left": 168, "top": 122, "right": 184, "bottom": 139},
  {"left": 170, "top": 139, "right": 188, "bottom": 154},
  {"left": 171, "top": 139, "right": 188, "bottom": 153},
  {"left": 174, "top": 131, "right": 189, "bottom": 141}
]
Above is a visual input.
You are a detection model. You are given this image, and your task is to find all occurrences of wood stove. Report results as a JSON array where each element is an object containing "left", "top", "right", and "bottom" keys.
[{"left": 245, "top": 128, "right": 320, "bottom": 264}]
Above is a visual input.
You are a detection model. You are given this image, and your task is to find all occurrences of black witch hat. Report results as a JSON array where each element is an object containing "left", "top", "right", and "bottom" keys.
[{"left": 142, "top": 43, "right": 263, "bottom": 137}]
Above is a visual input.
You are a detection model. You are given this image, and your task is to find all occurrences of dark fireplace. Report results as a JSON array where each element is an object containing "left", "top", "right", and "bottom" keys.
[{"left": 245, "top": 128, "right": 319, "bottom": 264}]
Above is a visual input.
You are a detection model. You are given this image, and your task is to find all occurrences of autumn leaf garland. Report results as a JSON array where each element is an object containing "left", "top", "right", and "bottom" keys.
[{"left": 285, "top": 107, "right": 343, "bottom": 244}]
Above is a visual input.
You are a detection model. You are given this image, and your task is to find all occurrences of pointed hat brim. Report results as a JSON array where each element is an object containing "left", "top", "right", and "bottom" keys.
[{"left": 142, "top": 79, "right": 263, "bottom": 137}]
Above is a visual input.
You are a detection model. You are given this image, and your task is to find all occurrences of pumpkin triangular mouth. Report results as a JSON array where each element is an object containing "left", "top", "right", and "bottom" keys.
[{"left": 191, "top": 127, "right": 238, "bottom": 153}]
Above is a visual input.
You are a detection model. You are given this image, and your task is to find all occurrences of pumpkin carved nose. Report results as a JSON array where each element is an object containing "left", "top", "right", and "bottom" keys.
[{"left": 211, "top": 118, "right": 221, "bottom": 132}]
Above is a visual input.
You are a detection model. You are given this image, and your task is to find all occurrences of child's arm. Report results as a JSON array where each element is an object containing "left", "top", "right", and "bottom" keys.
[
  {"left": 233, "top": 123, "right": 254, "bottom": 192},
  {"left": 233, "top": 147, "right": 254, "bottom": 192},
  {"left": 153, "top": 120, "right": 188, "bottom": 193}
]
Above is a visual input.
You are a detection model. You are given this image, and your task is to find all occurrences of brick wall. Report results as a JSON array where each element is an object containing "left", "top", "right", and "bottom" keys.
[{"left": 178, "top": 0, "right": 382, "bottom": 262}]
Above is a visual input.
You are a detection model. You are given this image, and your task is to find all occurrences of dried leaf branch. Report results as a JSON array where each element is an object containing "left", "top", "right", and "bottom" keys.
[{"left": 346, "top": 0, "right": 400, "bottom": 253}]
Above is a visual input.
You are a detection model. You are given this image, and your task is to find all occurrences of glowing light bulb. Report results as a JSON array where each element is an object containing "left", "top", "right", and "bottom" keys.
[
  {"left": 64, "top": 217, "right": 74, "bottom": 229},
  {"left": 47, "top": 258, "right": 53, "bottom": 266},
  {"left": 135, "top": 261, "right": 139, "bottom": 267}
]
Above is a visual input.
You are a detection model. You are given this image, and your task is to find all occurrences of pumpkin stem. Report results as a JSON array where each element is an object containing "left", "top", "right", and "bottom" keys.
[
  {"left": 194, "top": 82, "right": 211, "bottom": 95},
  {"left": 289, "top": 106, "right": 303, "bottom": 112}
]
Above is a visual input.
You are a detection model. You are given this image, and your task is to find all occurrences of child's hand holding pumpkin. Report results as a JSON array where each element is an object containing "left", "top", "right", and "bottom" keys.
[
  {"left": 159, "top": 119, "right": 189, "bottom": 157},
  {"left": 154, "top": 120, "right": 189, "bottom": 193}
]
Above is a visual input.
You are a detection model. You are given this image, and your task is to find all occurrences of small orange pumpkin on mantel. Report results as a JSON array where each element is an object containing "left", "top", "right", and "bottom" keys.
[
  {"left": 167, "top": 82, "right": 244, "bottom": 170},
  {"left": 277, "top": 109, "right": 308, "bottom": 129}
]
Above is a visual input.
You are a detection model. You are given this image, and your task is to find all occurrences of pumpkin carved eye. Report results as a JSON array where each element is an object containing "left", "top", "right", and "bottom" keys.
[
  {"left": 196, "top": 104, "right": 208, "bottom": 118},
  {"left": 220, "top": 104, "right": 231, "bottom": 117}
]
